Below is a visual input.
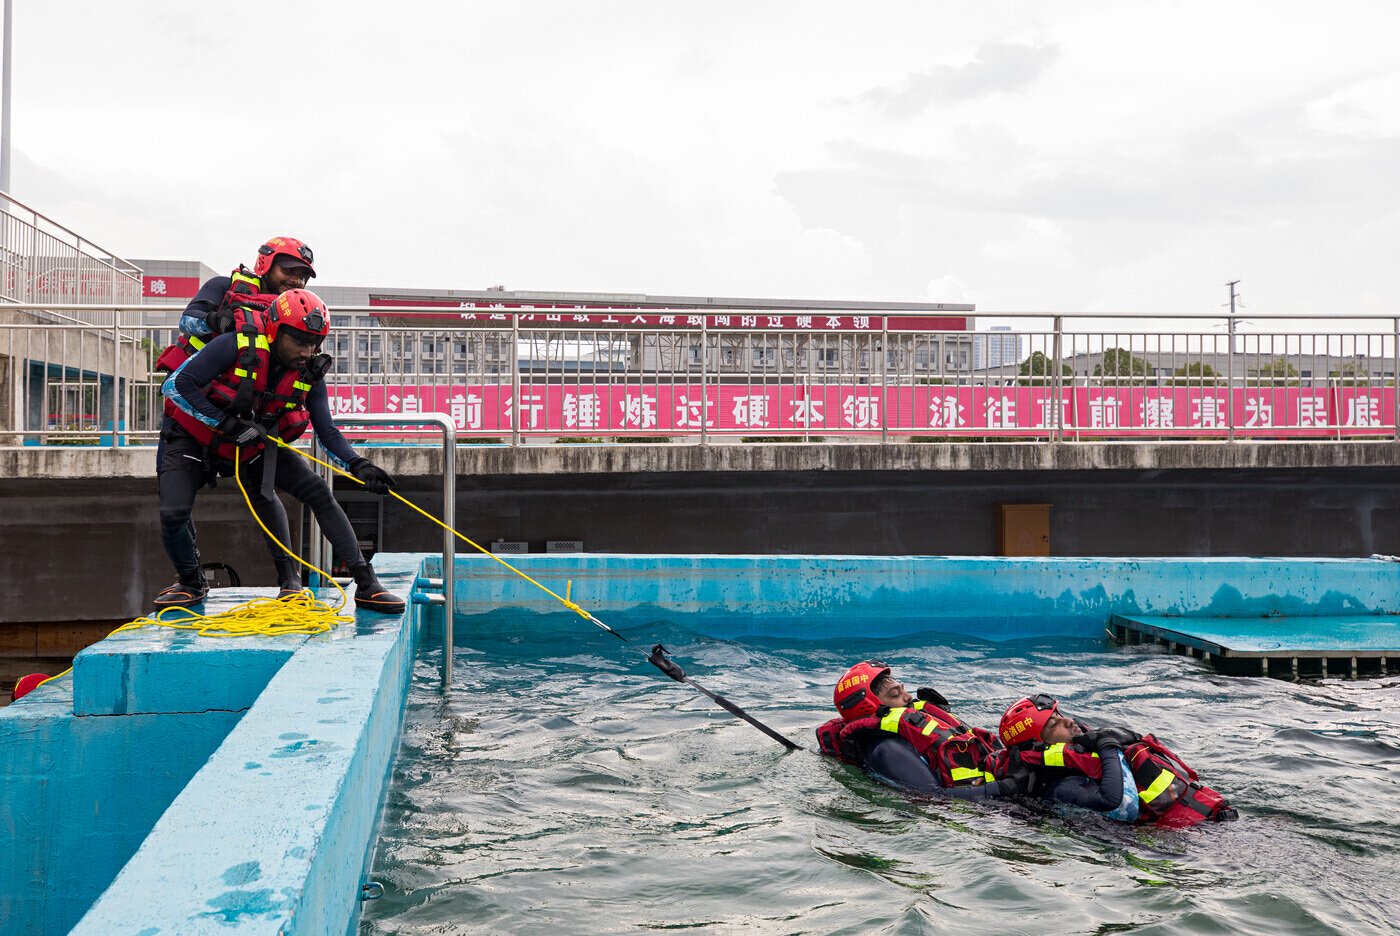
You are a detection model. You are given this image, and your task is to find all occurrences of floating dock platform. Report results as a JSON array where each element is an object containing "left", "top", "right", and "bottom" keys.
[{"left": 1110, "top": 614, "right": 1400, "bottom": 679}]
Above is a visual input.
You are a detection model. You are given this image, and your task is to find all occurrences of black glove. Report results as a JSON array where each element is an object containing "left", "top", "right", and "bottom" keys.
[
  {"left": 915, "top": 686, "right": 949, "bottom": 708},
  {"left": 1072, "top": 726, "right": 1142, "bottom": 751},
  {"left": 205, "top": 307, "right": 235, "bottom": 335},
  {"left": 349, "top": 457, "right": 395, "bottom": 495},
  {"left": 217, "top": 414, "right": 265, "bottom": 448},
  {"left": 303, "top": 353, "right": 333, "bottom": 382},
  {"left": 996, "top": 768, "right": 1039, "bottom": 797}
]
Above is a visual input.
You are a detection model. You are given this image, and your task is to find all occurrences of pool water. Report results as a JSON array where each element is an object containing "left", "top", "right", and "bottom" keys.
[{"left": 360, "top": 621, "right": 1400, "bottom": 935}]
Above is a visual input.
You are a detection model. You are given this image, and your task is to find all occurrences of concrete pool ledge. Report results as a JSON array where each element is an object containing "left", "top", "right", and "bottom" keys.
[
  {"left": 71, "top": 590, "right": 314, "bottom": 717},
  {"left": 66, "top": 555, "right": 420, "bottom": 936}
]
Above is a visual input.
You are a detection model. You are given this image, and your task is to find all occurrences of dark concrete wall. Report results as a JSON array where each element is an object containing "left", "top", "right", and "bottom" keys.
[{"left": 395, "top": 467, "right": 1400, "bottom": 559}]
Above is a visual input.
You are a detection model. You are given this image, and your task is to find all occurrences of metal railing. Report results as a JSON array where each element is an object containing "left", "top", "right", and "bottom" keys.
[
  {"left": 0, "top": 194, "right": 143, "bottom": 324},
  {"left": 308, "top": 413, "right": 457, "bottom": 691},
  {"left": 4, "top": 305, "right": 1400, "bottom": 444}
]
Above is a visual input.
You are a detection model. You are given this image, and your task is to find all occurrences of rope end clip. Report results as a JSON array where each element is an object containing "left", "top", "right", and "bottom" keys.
[{"left": 647, "top": 643, "right": 687, "bottom": 682}]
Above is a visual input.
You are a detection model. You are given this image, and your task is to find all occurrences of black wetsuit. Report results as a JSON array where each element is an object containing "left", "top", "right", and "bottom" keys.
[
  {"left": 1038, "top": 745, "right": 1129, "bottom": 812},
  {"left": 157, "top": 333, "right": 362, "bottom": 579},
  {"left": 856, "top": 735, "right": 1007, "bottom": 801},
  {"left": 857, "top": 733, "right": 1129, "bottom": 811}
]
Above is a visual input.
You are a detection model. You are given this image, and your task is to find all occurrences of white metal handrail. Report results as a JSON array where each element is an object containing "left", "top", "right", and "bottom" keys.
[
  {"left": 5, "top": 310, "right": 1400, "bottom": 445},
  {"left": 307, "top": 413, "right": 457, "bottom": 691}
]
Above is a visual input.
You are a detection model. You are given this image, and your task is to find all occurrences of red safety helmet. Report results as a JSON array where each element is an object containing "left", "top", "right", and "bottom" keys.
[
  {"left": 834, "top": 660, "right": 891, "bottom": 721},
  {"left": 1000, "top": 694, "right": 1061, "bottom": 747},
  {"left": 267, "top": 288, "right": 330, "bottom": 345},
  {"left": 252, "top": 236, "right": 316, "bottom": 279}
]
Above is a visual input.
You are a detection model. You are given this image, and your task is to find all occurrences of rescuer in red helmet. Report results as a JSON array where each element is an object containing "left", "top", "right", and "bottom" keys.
[
  {"left": 814, "top": 661, "right": 1017, "bottom": 799},
  {"left": 154, "top": 287, "right": 404, "bottom": 614},
  {"left": 996, "top": 694, "right": 1237, "bottom": 827},
  {"left": 155, "top": 236, "right": 318, "bottom": 373}
]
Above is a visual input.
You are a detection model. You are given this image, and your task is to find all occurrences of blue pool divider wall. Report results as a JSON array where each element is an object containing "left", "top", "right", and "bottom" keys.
[{"left": 433, "top": 554, "right": 1400, "bottom": 642}]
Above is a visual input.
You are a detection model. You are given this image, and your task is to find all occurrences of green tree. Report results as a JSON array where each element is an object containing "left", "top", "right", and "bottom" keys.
[
  {"left": 1173, "top": 361, "right": 1218, "bottom": 378},
  {"left": 1093, "top": 347, "right": 1151, "bottom": 377},
  {"left": 1330, "top": 360, "right": 1370, "bottom": 384},
  {"left": 1252, "top": 357, "right": 1299, "bottom": 385},
  {"left": 1016, "top": 351, "right": 1071, "bottom": 386}
]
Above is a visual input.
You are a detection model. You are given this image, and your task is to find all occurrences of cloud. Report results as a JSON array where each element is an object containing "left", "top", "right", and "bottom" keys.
[
  {"left": 1305, "top": 70, "right": 1400, "bottom": 139},
  {"left": 861, "top": 40, "right": 1061, "bottom": 117}
]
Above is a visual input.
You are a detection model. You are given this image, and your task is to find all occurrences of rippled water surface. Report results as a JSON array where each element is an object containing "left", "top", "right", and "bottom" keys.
[{"left": 361, "top": 622, "right": 1400, "bottom": 935}]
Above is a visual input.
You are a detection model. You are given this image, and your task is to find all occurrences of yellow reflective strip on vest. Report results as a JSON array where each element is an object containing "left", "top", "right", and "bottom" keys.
[
  {"left": 237, "top": 334, "right": 251, "bottom": 349},
  {"left": 255, "top": 336, "right": 270, "bottom": 350},
  {"left": 949, "top": 767, "right": 984, "bottom": 782},
  {"left": 1044, "top": 743, "right": 1066, "bottom": 767},
  {"left": 1140, "top": 769, "right": 1176, "bottom": 803},
  {"left": 292, "top": 380, "right": 311, "bottom": 391},
  {"left": 921, "top": 719, "right": 943, "bottom": 737},
  {"left": 880, "top": 708, "right": 906, "bottom": 733},
  {"left": 189, "top": 335, "right": 206, "bottom": 350},
  {"left": 284, "top": 402, "right": 296, "bottom": 409},
  {"left": 911, "top": 700, "right": 927, "bottom": 711},
  {"left": 233, "top": 368, "right": 250, "bottom": 378}
]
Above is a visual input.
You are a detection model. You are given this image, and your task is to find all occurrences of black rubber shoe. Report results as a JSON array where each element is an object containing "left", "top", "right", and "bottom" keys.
[
  {"left": 350, "top": 563, "right": 406, "bottom": 614},
  {"left": 276, "top": 583, "right": 305, "bottom": 601},
  {"left": 153, "top": 577, "right": 209, "bottom": 609}
]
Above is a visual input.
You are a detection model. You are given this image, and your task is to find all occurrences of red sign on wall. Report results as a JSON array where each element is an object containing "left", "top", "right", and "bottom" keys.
[
  {"left": 142, "top": 276, "right": 201, "bottom": 299},
  {"left": 367, "top": 298, "right": 967, "bottom": 331}
]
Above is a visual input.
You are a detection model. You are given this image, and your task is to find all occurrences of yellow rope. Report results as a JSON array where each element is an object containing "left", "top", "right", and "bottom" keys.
[
  {"left": 29, "top": 453, "right": 353, "bottom": 694},
  {"left": 27, "top": 435, "right": 612, "bottom": 696},
  {"left": 271, "top": 438, "right": 601, "bottom": 624}
]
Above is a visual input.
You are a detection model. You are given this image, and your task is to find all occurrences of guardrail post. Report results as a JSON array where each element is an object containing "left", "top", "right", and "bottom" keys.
[
  {"left": 1052, "top": 316, "right": 1063, "bottom": 443},
  {"left": 1393, "top": 317, "right": 1399, "bottom": 441},
  {"left": 510, "top": 313, "right": 521, "bottom": 447},
  {"left": 700, "top": 315, "right": 709, "bottom": 446},
  {"left": 1227, "top": 316, "right": 1237, "bottom": 442},
  {"left": 880, "top": 316, "right": 889, "bottom": 444}
]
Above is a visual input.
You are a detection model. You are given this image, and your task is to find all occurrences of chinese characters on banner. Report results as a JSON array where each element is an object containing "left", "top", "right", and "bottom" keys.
[
  {"left": 326, "top": 385, "right": 1396, "bottom": 436},
  {"left": 364, "top": 299, "right": 967, "bottom": 332}
]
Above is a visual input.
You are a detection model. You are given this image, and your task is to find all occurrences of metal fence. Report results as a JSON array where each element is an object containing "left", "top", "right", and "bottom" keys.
[
  {"left": 3, "top": 306, "right": 1399, "bottom": 446},
  {"left": 0, "top": 192, "right": 143, "bottom": 325}
]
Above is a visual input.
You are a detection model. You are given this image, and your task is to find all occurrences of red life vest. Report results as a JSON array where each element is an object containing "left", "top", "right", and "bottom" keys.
[
  {"left": 1010, "top": 734, "right": 1235, "bottom": 827},
  {"left": 1126, "top": 734, "right": 1236, "bottom": 827},
  {"left": 164, "top": 324, "right": 318, "bottom": 462},
  {"left": 154, "top": 267, "right": 281, "bottom": 372},
  {"left": 1010, "top": 740, "right": 1105, "bottom": 781},
  {"left": 832, "top": 701, "right": 1000, "bottom": 787}
]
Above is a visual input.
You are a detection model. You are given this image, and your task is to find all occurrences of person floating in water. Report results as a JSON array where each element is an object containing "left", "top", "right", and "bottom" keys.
[
  {"left": 996, "top": 694, "right": 1238, "bottom": 827},
  {"left": 814, "top": 661, "right": 1017, "bottom": 799}
]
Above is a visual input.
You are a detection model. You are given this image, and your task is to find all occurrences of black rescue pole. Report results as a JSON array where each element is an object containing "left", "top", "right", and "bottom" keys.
[{"left": 647, "top": 644, "right": 802, "bottom": 751}]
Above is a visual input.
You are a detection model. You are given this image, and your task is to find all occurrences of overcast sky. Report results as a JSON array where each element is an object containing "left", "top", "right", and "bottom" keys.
[{"left": 9, "top": 2, "right": 1400, "bottom": 319}]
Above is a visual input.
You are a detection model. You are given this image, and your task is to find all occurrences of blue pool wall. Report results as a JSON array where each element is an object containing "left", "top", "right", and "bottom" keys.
[
  {"left": 0, "top": 684, "right": 241, "bottom": 935},
  {"left": 433, "top": 554, "right": 1400, "bottom": 641},
  {"left": 0, "top": 554, "right": 421, "bottom": 936},
  {"left": 5, "top": 552, "right": 1399, "bottom": 935}
]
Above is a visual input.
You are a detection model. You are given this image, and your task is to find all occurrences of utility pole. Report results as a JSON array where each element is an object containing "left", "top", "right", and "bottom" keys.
[
  {"left": 1225, "top": 280, "right": 1240, "bottom": 441},
  {"left": 1226, "top": 280, "right": 1241, "bottom": 316},
  {"left": 1, "top": 0, "right": 11, "bottom": 200}
]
